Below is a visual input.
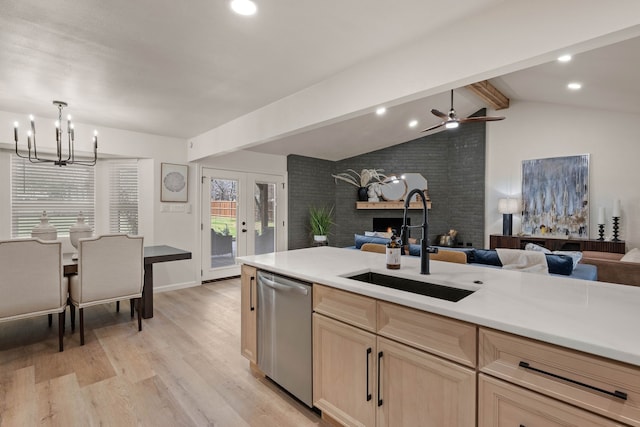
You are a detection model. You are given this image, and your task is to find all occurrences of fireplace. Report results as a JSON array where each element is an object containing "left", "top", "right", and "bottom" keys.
[{"left": 372, "top": 217, "right": 409, "bottom": 235}]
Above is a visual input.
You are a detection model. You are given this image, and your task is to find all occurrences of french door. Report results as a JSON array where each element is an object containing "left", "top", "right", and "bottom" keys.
[{"left": 201, "top": 168, "right": 286, "bottom": 280}]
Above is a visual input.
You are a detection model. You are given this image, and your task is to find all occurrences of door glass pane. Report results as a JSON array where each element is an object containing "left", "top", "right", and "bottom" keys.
[
  {"left": 210, "top": 178, "right": 238, "bottom": 268},
  {"left": 254, "top": 182, "right": 276, "bottom": 255}
]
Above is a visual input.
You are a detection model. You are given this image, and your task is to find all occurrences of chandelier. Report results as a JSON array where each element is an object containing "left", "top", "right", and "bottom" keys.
[{"left": 13, "top": 100, "right": 98, "bottom": 166}]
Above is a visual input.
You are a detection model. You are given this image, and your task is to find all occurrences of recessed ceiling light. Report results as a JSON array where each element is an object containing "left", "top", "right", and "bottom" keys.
[
  {"left": 376, "top": 107, "right": 386, "bottom": 116},
  {"left": 567, "top": 82, "right": 582, "bottom": 90},
  {"left": 557, "top": 54, "right": 572, "bottom": 62},
  {"left": 231, "top": 0, "right": 257, "bottom": 16},
  {"left": 408, "top": 120, "right": 418, "bottom": 128}
]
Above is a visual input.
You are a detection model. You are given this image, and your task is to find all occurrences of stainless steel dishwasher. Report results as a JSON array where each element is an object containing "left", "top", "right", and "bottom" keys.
[{"left": 257, "top": 270, "right": 313, "bottom": 407}]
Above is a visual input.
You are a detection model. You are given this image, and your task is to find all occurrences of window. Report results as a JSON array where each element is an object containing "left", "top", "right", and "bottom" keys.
[
  {"left": 11, "top": 158, "right": 95, "bottom": 237},
  {"left": 108, "top": 160, "right": 139, "bottom": 234}
]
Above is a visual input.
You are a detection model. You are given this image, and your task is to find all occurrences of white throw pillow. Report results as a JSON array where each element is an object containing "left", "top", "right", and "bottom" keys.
[
  {"left": 621, "top": 248, "right": 640, "bottom": 263},
  {"left": 553, "top": 250, "right": 583, "bottom": 270},
  {"left": 524, "top": 242, "right": 551, "bottom": 254}
]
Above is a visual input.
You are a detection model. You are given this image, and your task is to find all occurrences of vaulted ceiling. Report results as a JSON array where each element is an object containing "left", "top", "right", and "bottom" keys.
[{"left": 1, "top": 1, "right": 639, "bottom": 161}]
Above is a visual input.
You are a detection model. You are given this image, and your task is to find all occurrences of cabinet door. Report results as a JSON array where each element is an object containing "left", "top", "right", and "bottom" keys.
[
  {"left": 479, "top": 374, "right": 621, "bottom": 427},
  {"left": 313, "top": 313, "right": 377, "bottom": 427},
  {"left": 240, "top": 264, "right": 258, "bottom": 363},
  {"left": 377, "top": 336, "right": 476, "bottom": 427}
]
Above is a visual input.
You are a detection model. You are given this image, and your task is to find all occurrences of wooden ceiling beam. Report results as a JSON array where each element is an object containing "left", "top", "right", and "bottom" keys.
[{"left": 465, "top": 80, "right": 510, "bottom": 110}]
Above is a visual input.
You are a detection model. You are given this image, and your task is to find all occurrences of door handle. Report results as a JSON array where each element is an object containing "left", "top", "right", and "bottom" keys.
[
  {"left": 518, "top": 361, "right": 627, "bottom": 400},
  {"left": 242, "top": 228, "right": 247, "bottom": 232},
  {"left": 260, "top": 277, "right": 309, "bottom": 295},
  {"left": 249, "top": 275, "right": 255, "bottom": 311},
  {"left": 366, "top": 347, "right": 372, "bottom": 401},
  {"left": 377, "top": 351, "right": 383, "bottom": 406}
]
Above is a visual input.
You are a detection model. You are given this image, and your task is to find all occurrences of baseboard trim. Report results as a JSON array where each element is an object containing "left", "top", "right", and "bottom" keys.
[{"left": 155, "top": 281, "right": 200, "bottom": 293}]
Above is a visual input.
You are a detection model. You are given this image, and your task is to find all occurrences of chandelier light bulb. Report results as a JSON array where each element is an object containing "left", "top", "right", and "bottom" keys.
[
  {"left": 14, "top": 121, "right": 19, "bottom": 128},
  {"left": 67, "top": 114, "right": 72, "bottom": 121},
  {"left": 29, "top": 114, "right": 34, "bottom": 121}
]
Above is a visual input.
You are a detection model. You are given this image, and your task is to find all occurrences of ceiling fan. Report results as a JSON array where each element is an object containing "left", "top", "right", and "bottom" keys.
[{"left": 421, "top": 90, "right": 505, "bottom": 133}]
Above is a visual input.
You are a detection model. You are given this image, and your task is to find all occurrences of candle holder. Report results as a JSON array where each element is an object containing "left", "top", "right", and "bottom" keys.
[
  {"left": 597, "top": 224, "right": 605, "bottom": 241},
  {"left": 612, "top": 217, "right": 621, "bottom": 242}
]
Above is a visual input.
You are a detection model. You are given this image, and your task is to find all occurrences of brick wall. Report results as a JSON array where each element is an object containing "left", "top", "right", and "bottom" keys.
[{"left": 287, "top": 113, "right": 486, "bottom": 249}]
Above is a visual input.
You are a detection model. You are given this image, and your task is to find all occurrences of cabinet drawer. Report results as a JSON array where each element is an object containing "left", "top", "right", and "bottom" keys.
[
  {"left": 377, "top": 301, "right": 476, "bottom": 368},
  {"left": 479, "top": 374, "right": 622, "bottom": 426},
  {"left": 313, "top": 284, "right": 377, "bottom": 332},
  {"left": 479, "top": 328, "right": 640, "bottom": 426}
]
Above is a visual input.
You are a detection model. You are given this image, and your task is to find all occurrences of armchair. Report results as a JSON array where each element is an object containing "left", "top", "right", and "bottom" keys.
[
  {"left": 68, "top": 234, "right": 144, "bottom": 345},
  {"left": 0, "top": 238, "right": 67, "bottom": 351}
]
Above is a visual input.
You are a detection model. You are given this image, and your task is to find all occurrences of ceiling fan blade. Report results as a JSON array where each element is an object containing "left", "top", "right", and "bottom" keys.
[
  {"left": 420, "top": 122, "right": 445, "bottom": 133},
  {"left": 459, "top": 115, "right": 505, "bottom": 123},
  {"left": 431, "top": 109, "right": 447, "bottom": 119}
]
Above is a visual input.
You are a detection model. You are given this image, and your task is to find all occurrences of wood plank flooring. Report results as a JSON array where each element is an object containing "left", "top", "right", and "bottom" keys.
[{"left": 0, "top": 278, "right": 325, "bottom": 426}]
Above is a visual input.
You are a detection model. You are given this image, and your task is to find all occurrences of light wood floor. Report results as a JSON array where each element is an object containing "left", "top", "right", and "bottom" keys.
[{"left": 0, "top": 278, "right": 325, "bottom": 426}]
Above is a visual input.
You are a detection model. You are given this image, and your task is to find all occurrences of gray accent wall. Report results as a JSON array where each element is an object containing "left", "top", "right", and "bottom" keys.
[{"left": 288, "top": 116, "right": 486, "bottom": 250}]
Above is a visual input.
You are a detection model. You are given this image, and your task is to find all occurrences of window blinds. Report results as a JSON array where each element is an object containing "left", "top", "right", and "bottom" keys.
[
  {"left": 11, "top": 158, "right": 95, "bottom": 237},
  {"left": 108, "top": 160, "right": 139, "bottom": 234}
]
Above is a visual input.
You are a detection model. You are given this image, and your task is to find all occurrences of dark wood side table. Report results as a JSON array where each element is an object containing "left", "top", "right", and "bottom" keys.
[{"left": 64, "top": 245, "right": 192, "bottom": 319}]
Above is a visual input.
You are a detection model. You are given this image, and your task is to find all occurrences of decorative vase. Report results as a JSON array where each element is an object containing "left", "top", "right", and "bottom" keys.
[
  {"left": 31, "top": 210, "right": 57, "bottom": 241},
  {"left": 357, "top": 186, "right": 368, "bottom": 202},
  {"left": 69, "top": 211, "right": 93, "bottom": 259}
]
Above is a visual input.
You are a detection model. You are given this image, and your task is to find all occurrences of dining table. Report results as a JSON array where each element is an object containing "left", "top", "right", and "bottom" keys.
[{"left": 63, "top": 245, "right": 192, "bottom": 319}]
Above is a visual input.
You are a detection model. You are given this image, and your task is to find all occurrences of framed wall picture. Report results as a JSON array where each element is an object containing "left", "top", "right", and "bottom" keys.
[
  {"left": 521, "top": 154, "right": 589, "bottom": 238},
  {"left": 161, "top": 163, "right": 188, "bottom": 202}
]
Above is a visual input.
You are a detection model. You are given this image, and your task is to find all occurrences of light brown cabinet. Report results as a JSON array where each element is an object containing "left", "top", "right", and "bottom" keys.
[
  {"left": 479, "top": 328, "right": 640, "bottom": 426},
  {"left": 240, "top": 264, "right": 258, "bottom": 363},
  {"left": 313, "top": 284, "right": 476, "bottom": 427},
  {"left": 478, "top": 374, "right": 621, "bottom": 426},
  {"left": 313, "top": 313, "right": 377, "bottom": 427},
  {"left": 377, "top": 336, "right": 475, "bottom": 427}
]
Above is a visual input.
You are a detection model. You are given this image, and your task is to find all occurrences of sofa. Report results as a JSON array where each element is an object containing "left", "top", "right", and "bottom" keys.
[
  {"left": 580, "top": 250, "right": 640, "bottom": 287},
  {"left": 350, "top": 234, "right": 597, "bottom": 281}
]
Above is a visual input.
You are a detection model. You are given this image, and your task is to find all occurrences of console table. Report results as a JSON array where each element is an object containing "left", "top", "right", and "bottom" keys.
[{"left": 490, "top": 234, "right": 625, "bottom": 254}]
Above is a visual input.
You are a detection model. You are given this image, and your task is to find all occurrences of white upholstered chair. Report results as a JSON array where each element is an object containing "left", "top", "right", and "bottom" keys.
[
  {"left": 0, "top": 238, "right": 67, "bottom": 351},
  {"left": 68, "top": 234, "right": 144, "bottom": 345}
]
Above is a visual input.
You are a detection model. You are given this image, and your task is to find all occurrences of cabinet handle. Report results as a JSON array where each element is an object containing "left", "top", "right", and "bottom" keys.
[
  {"left": 377, "top": 351, "right": 383, "bottom": 407},
  {"left": 518, "top": 361, "right": 628, "bottom": 400},
  {"left": 366, "top": 348, "right": 372, "bottom": 401},
  {"left": 249, "top": 276, "right": 255, "bottom": 311}
]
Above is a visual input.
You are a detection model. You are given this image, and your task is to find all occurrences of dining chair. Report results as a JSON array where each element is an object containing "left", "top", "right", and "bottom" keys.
[
  {"left": 360, "top": 243, "right": 387, "bottom": 254},
  {"left": 0, "top": 238, "right": 67, "bottom": 351},
  {"left": 430, "top": 249, "right": 468, "bottom": 264},
  {"left": 68, "top": 234, "right": 144, "bottom": 345}
]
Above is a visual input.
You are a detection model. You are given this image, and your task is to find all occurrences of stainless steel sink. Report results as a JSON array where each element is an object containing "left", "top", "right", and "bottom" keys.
[{"left": 346, "top": 272, "right": 475, "bottom": 302}]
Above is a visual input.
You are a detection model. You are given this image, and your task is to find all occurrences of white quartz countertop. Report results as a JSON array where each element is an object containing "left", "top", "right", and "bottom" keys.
[{"left": 239, "top": 246, "right": 640, "bottom": 367}]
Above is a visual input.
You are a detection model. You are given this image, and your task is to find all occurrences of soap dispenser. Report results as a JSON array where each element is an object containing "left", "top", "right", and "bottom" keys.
[{"left": 386, "top": 232, "right": 401, "bottom": 270}]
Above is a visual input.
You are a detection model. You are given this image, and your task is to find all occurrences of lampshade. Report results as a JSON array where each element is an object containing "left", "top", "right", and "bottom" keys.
[{"left": 498, "top": 198, "right": 518, "bottom": 214}]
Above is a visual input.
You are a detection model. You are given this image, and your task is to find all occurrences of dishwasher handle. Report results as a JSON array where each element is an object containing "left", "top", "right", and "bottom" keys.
[{"left": 260, "top": 276, "right": 309, "bottom": 296}]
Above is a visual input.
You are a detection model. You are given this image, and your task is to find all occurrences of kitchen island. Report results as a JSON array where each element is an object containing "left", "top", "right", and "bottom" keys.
[{"left": 239, "top": 246, "right": 640, "bottom": 426}]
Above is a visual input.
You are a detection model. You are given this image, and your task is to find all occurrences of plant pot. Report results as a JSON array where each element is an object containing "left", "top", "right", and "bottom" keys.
[
  {"left": 313, "top": 235, "right": 327, "bottom": 242},
  {"left": 357, "top": 186, "right": 368, "bottom": 201}
]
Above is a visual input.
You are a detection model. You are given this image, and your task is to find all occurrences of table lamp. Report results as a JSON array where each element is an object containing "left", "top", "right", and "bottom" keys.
[{"left": 498, "top": 198, "right": 518, "bottom": 235}]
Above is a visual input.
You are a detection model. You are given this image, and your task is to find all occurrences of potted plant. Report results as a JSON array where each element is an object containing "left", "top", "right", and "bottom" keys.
[
  {"left": 309, "top": 205, "right": 334, "bottom": 243},
  {"left": 331, "top": 169, "right": 386, "bottom": 201}
]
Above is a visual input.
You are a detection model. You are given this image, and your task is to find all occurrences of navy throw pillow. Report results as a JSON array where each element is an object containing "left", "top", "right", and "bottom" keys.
[
  {"left": 472, "top": 249, "right": 503, "bottom": 266},
  {"left": 545, "top": 254, "right": 574, "bottom": 276}
]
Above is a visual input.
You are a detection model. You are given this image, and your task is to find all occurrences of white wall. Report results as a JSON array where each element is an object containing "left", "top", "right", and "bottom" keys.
[
  {"left": 486, "top": 100, "right": 640, "bottom": 250},
  {"left": 0, "top": 109, "right": 199, "bottom": 290}
]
